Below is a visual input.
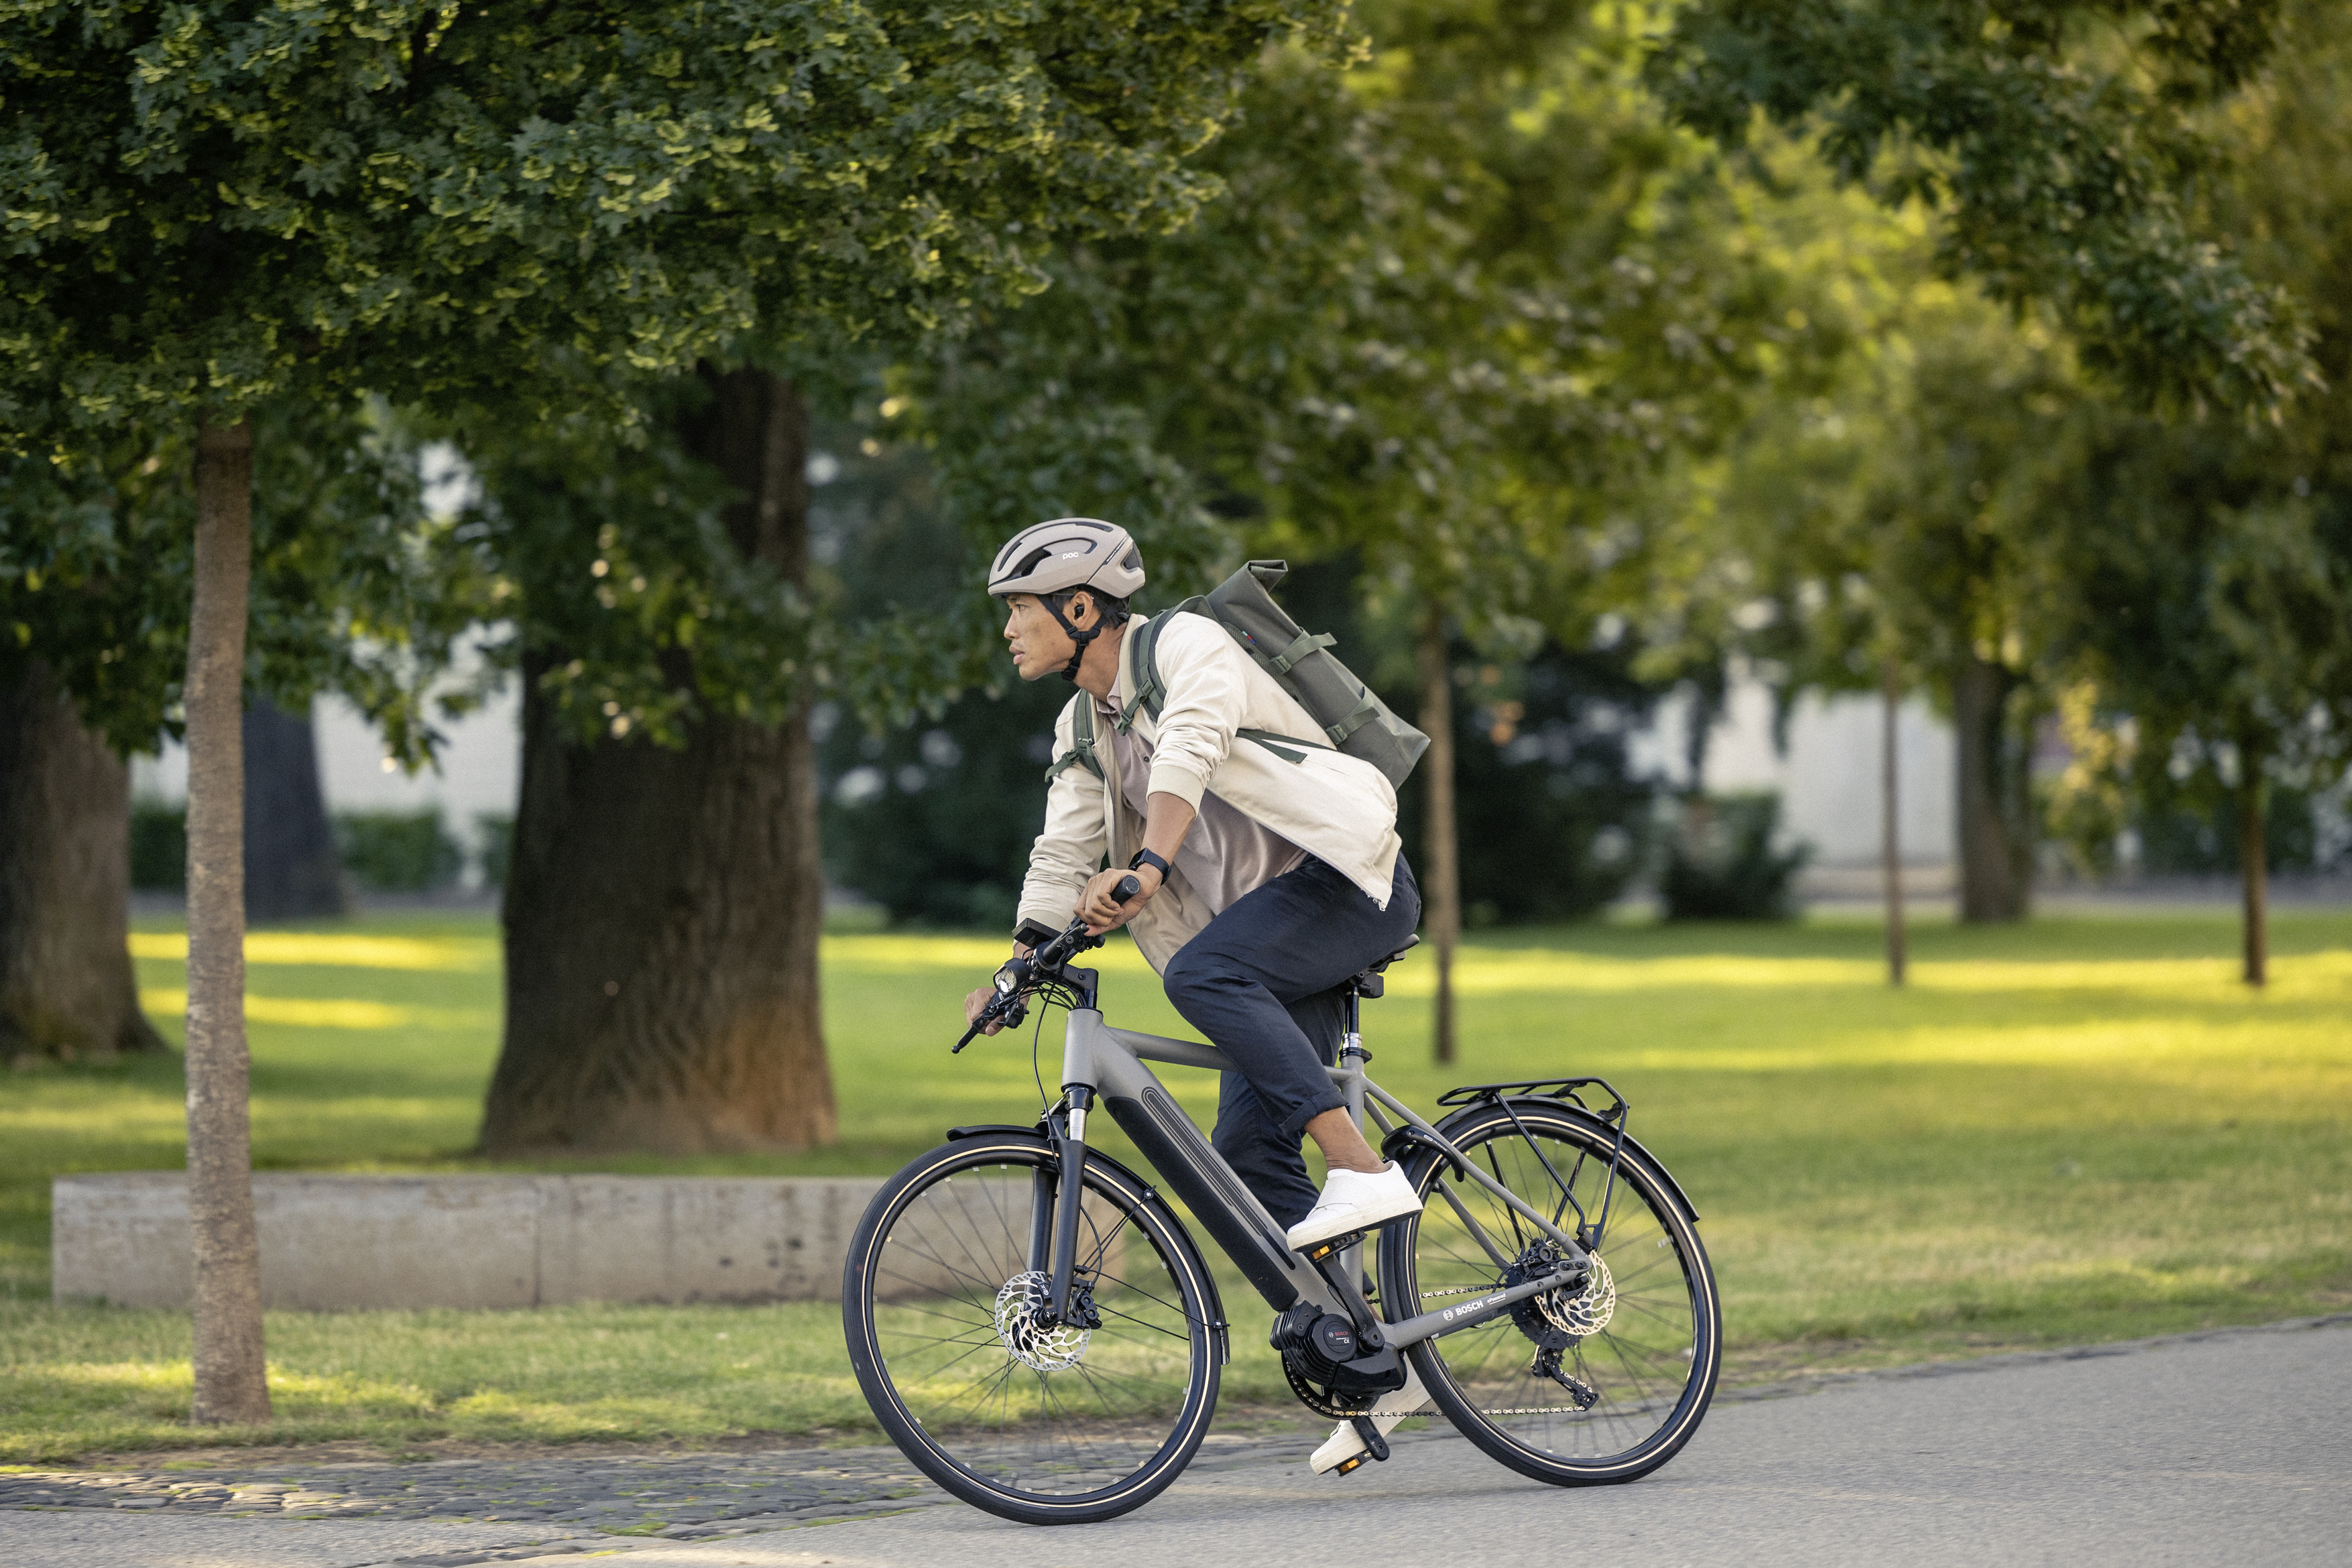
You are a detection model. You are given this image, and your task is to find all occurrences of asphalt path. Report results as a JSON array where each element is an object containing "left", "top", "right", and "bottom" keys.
[{"left": 7, "top": 1318, "right": 2347, "bottom": 1567}]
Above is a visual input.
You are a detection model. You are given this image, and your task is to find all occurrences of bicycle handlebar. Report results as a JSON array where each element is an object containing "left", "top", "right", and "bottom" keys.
[{"left": 953, "top": 898, "right": 1126, "bottom": 1052}]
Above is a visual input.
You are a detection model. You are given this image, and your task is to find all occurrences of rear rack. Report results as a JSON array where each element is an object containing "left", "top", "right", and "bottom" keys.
[
  {"left": 1436, "top": 1077, "right": 1628, "bottom": 1126},
  {"left": 1433, "top": 1077, "right": 1631, "bottom": 1252}
]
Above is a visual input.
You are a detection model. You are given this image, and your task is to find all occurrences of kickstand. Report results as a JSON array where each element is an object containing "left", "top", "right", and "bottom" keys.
[{"left": 1348, "top": 1414, "right": 1391, "bottom": 1463}]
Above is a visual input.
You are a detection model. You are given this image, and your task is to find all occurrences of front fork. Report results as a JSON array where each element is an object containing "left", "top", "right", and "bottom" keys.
[{"left": 1041, "top": 1085, "right": 1097, "bottom": 1319}]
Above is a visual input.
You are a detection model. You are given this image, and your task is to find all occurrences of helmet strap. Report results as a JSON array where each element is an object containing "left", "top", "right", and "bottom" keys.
[{"left": 1043, "top": 592, "right": 1102, "bottom": 683}]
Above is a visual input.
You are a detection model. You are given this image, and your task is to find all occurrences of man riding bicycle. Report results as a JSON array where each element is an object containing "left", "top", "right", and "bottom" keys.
[{"left": 961, "top": 518, "right": 1431, "bottom": 1470}]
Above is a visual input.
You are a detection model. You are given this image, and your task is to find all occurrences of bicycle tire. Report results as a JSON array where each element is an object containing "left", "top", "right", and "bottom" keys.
[
  {"left": 843, "top": 1132, "right": 1222, "bottom": 1524},
  {"left": 1379, "top": 1101, "right": 1720, "bottom": 1486}
]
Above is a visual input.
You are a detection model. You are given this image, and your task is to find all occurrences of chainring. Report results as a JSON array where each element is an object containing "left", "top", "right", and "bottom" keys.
[{"left": 1281, "top": 1351, "right": 1380, "bottom": 1419}]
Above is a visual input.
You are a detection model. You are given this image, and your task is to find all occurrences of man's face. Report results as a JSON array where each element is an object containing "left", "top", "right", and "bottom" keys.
[{"left": 1002, "top": 593, "right": 1081, "bottom": 682}]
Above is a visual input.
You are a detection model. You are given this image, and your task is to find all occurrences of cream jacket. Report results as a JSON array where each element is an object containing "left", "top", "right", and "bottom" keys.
[{"left": 1015, "top": 611, "right": 1403, "bottom": 974}]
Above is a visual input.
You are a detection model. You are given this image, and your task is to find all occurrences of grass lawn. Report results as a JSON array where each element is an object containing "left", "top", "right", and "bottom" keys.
[{"left": 3, "top": 907, "right": 2348, "bottom": 1463}]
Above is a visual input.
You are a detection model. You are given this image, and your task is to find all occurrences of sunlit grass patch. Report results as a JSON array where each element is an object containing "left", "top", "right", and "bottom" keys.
[
  {"left": 127, "top": 932, "right": 497, "bottom": 973},
  {"left": 135, "top": 990, "right": 498, "bottom": 1032}
]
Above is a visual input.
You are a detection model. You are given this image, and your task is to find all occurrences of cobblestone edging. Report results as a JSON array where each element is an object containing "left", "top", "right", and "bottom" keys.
[
  {"left": 0, "top": 1429, "right": 1344, "bottom": 1549},
  {"left": 0, "top": 1447, "right": 945, "bottom": 1543}
]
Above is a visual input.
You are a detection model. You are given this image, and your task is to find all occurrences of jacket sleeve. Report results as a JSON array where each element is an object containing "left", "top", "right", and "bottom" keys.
[
  {"left": 1015, "top": 695, "right": 1108, "bottom": 934},
  {"left": 1141, "top": 613, "right": 1250, "bottom": 810}
]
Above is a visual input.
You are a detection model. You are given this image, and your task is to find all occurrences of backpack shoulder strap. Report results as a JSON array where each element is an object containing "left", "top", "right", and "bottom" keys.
[
  {"left": 1043, "top": 694, "right": 1104, "bottom": 784},
  {"left": 1114, "top": 601, "right": 1206, "bottom": 734}
]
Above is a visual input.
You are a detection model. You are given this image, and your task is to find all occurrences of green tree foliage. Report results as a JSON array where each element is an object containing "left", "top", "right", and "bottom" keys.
[
  {"left": 1648, "top": 0, "right": 2316, "bottom": 418},
  {"left": 890, "top": 2, "right": 1845, "bottom": 648},
  {"left": 3, "top": 0, "right": 1346, "bottom": 439},
  {"left": 2025, "top": 0, "right": 2352, "bottom": 979},
  {"left": 0, "top": 404, "right": 491, "bottom": 755}
]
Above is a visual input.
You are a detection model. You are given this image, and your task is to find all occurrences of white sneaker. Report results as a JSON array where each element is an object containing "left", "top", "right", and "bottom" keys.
[
  {"left": 1286, "top": 1162, "right": 1423, "bottom": 1251},
  {"left": 1309, "top": 1366, "right": 1431, "bottom": 1475}
]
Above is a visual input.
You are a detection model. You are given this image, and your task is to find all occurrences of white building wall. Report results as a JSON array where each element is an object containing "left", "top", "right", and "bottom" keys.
[{"left": 1633, "top": 677, "right": 1956, "bottom": 870}]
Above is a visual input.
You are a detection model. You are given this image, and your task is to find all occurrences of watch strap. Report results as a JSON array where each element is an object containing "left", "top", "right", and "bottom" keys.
[{"left": 1128, "top": 849, "right": 1172, "bottom": 879}]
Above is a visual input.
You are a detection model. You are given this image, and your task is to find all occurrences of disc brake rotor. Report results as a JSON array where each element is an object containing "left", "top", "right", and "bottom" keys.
[
  {"left": 1547, "top": 1254, "right": 1614, "bottom": 1336},
  {"left": 1507, "top": 1250, "right": 1616, "bottom": 1346},
  {"left": 993, "top": 1270, "right": 1093, "bottom": 1372}
]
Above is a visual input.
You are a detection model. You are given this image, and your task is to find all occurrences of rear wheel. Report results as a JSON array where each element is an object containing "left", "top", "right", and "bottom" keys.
[
  {"left": 843, "top": 1133, "right": 1221, "bottom": 1524},
  {"left": 1379, "top": 1102, "right": 1720, "bottom": 1485}
]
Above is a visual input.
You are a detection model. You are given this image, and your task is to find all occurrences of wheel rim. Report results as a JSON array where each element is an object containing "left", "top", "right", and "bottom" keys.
[
  {"left": 1393, "top": 1115, "right": 1713, "bottom": 1469},
  {"left": 860, "top": 1150, "right": 1212, "bottom": 1502}
]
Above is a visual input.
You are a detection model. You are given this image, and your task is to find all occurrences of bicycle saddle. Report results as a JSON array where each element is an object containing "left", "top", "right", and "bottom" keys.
[{"left": 1346, "top": 934, "right": 1419, "bottom": 998}]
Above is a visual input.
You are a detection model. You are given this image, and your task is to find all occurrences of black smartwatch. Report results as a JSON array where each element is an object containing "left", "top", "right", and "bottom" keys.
[{"left": 1128, "top": 849, "right": 1172, "bottom": 880}]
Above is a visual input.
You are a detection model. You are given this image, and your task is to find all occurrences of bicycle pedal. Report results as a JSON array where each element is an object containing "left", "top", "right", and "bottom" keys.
[
  {"left": 1349, "top": 1414, "right": 1391, "bottom": 1462},
  {"left": 1332, "top": 1452, "right": 1370, "bottom": 1477},
  {"left": 1301, "top": 1231, "right": 1366, "bottom": 1262}
]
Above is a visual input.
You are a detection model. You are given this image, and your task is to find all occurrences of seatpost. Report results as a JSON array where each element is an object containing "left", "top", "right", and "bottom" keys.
[{"left": 1338, "top": 984, "right": 1370, "bottom": 1299}]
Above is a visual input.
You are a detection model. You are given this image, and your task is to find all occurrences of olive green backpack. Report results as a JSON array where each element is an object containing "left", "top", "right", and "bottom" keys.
[{"left": 1046, "top": 560, "right": 1429, "bottom": 790}]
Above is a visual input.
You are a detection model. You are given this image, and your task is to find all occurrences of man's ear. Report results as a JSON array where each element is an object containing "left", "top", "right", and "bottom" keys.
[{"left": 1066, "top": 591, "right": 1094, "bottom": 628}]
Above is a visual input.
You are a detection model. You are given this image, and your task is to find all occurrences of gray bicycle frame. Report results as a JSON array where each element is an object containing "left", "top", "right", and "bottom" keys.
[{"left": 1043, "top": 1004, "right": 1593, "bottom": 1354}]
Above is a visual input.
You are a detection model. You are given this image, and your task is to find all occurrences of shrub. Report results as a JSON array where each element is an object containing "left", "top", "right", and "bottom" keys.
[
  {"left": 128, "top": 803, "right": 187, "bottom": 892},
  {"left": 2133, "top": 785, "right": 2332, "bottom": 875},
  {"left": 333, "top": 810, "right": 463, "bottom": 893},
  {"left": 473, "top": 813, "right": 516, "bottom": 888},
  {"left": 1659, "top": 792, "right": 1810, "bottom": 921}
]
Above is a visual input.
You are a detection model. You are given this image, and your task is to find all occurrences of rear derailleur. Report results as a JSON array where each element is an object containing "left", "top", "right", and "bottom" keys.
[{"left": 1505, "top": 1243, "right": 1602, "bottom": 1410}]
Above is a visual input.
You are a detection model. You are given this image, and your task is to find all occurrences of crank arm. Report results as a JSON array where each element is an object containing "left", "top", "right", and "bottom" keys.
[{"left": 1380, "top": 1264, "right": 1584, "bottom": 1351}]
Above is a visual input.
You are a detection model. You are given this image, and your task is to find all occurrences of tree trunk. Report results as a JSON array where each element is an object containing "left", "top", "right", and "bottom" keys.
[
  {"left": 2239, "top": 755, "right": 2268, "bottom": 988},
  {"left": 0, "top": 661, "right": 165, "bottom": 1063},
  {"left": 1954, "top": 650, "right": 2032, "bottom": 922},
  {"left": 186, "top": 415, "right": 270, "bottom": 1426},
  {"left": 243, "top": 696, "right": 347, "bottom": 923},
  {"left": 479, "top": 368, "right": 835, "bottom": 1154},
  {"left": 1881, "top": 657, "right": 1907, "bottom": 987},
  {"left": 1416, "top": 606, "right": 1458, "bottom": 1066}
]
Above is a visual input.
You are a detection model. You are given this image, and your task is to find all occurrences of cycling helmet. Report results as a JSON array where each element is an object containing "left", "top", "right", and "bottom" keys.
[
  {"left": 986, "top": 518, "right": 1147, "bottom": 601},
  {"left": 987, "top": 518, "right": 1146, "bottom": 682}
]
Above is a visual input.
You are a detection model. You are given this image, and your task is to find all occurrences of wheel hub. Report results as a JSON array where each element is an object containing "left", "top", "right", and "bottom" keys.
[
  {"left": 993, "top": 1270, "right": 1094, "bottom": 1372},
  {"left": 1505, "top": 1247, "right": 1614, "bottom": 1347}
]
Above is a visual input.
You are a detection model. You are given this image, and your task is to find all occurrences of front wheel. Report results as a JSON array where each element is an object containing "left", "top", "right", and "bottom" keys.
[
  {"left": 843, "top": 1132, "right": 1222, "bottom": 1524},
  {"left": 1380, "top": 1101, "right": 1721, "bottom": 1485}
]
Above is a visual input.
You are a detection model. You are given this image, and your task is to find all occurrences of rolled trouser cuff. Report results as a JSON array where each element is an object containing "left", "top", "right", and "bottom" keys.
[{"left": 1277, "top": 1087, "right": 1348, "bottom": 1145}]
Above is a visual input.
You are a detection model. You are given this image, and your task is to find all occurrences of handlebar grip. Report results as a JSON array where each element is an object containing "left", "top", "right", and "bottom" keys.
[{"left": 1113, "top": 873, "right": 1142, "bottom": 904}]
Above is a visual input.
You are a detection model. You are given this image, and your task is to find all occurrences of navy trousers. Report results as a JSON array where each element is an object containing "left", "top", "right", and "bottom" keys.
[{"left": 1161, "top": 851, "right": 1421, "bottom": 1229}]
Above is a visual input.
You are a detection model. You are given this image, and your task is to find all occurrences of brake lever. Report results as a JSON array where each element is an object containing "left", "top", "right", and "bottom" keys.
[{"left": 949, "top": 911, "right": 1099, "bottom": 1052}]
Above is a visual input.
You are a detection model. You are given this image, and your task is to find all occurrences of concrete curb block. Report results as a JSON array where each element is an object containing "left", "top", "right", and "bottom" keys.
[{"left": 50, "top": 1172, "right": 928, "bottom": 1310}]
